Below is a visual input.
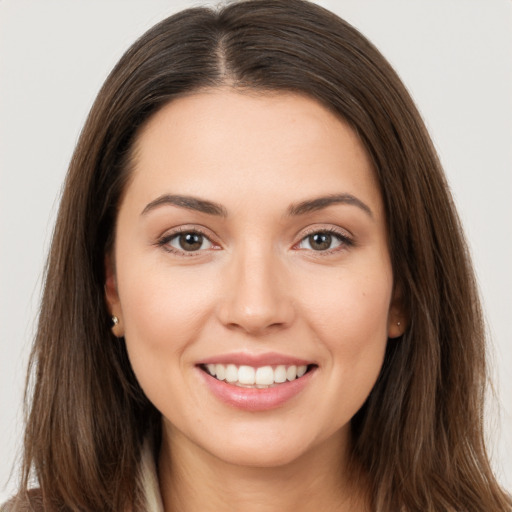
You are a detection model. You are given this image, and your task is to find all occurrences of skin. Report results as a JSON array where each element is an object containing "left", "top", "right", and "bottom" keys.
[{"left": 106, "top": 89, "right": 405, "bottom": 512}]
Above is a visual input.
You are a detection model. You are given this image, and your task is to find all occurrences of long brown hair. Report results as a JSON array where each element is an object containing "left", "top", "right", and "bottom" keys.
[{"left": 11, "top": 1, "right": 511, "bottom": 510}]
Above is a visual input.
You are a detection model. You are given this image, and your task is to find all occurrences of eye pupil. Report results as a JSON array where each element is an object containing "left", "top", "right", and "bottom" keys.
[
  {"left": 179, "top": 233, "right": 203, "bottom": 251},
  {"left": 309, "top": 232, "right": 332, "bottom": 251}
]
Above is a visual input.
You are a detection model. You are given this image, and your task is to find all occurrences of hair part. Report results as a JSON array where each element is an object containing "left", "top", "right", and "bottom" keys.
[{"left": 13, "top": 1, "right": 511, "bottom": 511}]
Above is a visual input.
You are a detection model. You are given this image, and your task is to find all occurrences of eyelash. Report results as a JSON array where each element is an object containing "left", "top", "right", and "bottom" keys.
[
  {"left": 294, "top": 227, "right": 354, "bottom": 254},
  {"left": 156, "top": 226, "right": 217, "bottom": 257},
  {"left": 156, "top": 226, "right": 354, "bottom": 256}
]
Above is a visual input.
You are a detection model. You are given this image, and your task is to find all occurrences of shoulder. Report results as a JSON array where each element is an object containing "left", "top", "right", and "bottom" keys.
[{"left": 1, "top": 489, "right": 44, "bottom": 512}]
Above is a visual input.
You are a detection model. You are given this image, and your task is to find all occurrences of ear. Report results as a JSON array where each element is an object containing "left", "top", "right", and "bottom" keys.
[
  {"left": 387, "top": 283, "right": 407, "bottom": 339},
  {"left": 105, "top": 254, "right": 124, "bottom": 337}
]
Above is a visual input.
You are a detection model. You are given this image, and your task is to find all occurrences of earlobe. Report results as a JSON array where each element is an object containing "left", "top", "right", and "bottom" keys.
[
  {"left": 387, "top": 284, "right": 407, "bottom": 339},
  {"left": 104, "top": 254, "right": 124, "bottom": 337},
  {"left": 388, "top": 318, "right": 405, "bottom": 339}
]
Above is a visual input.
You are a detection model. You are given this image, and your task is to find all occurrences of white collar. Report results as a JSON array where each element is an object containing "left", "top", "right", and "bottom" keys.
[{"left": 139, "top": 438, "right": 164, "bottom": 512}]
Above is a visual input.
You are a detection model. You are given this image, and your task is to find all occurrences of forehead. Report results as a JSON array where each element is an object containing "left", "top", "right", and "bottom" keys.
[{"left": 127, "top": 88, "right": 382, "bottom": 217}]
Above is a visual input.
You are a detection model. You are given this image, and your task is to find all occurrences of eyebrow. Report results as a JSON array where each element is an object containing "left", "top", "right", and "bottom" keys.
[
  {"left": 287, "top": 194, "right": 373, "bottom": 218},
  {"left": 141, "top": 194, "right": 228, "bottom": 217},
  {"left": 141, "top": 192, "right": 372, "bottom": 219}
]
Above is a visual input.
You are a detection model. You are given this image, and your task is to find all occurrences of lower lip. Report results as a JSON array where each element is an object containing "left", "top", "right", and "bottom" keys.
[{"left": 197, "top": 367, "right": 316, "bottom": 411}]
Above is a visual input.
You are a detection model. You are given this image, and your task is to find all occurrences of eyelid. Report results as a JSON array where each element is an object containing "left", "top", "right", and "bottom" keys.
[
  {"left": 155, "top": 225, "right": 221, "bottom": 256},
  {"left": 154, "top": 223, "right": 354, "bottom": 256},
  {"left": 293, "top": 225, "right": 355, "bottom": 252}
]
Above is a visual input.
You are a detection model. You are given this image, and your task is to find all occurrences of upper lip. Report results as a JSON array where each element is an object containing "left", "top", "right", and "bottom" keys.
[{"left": 197, "top": 351, "right": 314, "bottom": 367}]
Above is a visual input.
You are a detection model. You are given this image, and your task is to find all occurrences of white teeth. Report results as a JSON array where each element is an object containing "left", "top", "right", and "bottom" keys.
[
  {"left": 255, "top": 366, "right": 274, "bottom": 386},
  {"left": 238, "top": 365, "right": 255, "bottom": 385},
  {"left": 225, "top": 364, "right": 238, "bottom": 383},
  {"left": 215, "top": 364, "right": 226, "bottom": 381},
  {"left": 274, "top": 365, "right": 287, "bottom": 383},
  {"left": 204, "top": 363, "right": 311, "bottom": 387},
  {"left": 286, "top": 365, "right": 297, "bottom": 381}
]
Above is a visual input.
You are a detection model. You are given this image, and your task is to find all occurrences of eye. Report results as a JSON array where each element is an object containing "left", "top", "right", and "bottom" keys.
[
  {"left": 296, "top": 230, "right": 350, "bottom": 252},
  {"left": 165, "top": 231, "right": 214, "bottom": 252}
]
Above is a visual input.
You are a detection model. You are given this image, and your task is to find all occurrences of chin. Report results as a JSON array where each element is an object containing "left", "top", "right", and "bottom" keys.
[
  {"left": 197, "top": 422, "right": 340, "bottom": 469},
  {"left": 209, "top": 440, "right": 311, "bottom": 468}
]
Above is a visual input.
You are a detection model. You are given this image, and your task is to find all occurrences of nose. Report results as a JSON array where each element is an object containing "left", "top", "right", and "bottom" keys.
[{"left": 216, "top": 245, "right": 295, "bottom": 336}]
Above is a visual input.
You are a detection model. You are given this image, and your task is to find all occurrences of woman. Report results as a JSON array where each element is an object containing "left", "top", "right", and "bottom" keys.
[{"left": 4, "top": 0, "right": 511, "bottom": 510}]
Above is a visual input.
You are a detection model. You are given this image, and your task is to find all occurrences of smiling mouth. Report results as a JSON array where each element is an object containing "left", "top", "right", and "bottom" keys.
[{"left": 200, "top": 363, "right": 316, "bottom": 389}]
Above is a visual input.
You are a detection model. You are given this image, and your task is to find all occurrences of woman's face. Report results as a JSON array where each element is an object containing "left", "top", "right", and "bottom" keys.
[{"left": 106, "top": 89, "right": 404, "bottom": 467}]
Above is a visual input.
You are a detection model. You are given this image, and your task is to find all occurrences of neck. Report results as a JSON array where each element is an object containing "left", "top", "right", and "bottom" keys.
[{"left": 158, "top": 425, "right": 369, "bottom": 512}]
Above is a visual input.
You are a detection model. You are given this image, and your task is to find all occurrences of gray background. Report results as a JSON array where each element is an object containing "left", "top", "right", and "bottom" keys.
[{"left": 1, "top": 0, "right": 511, "bottom": 500}]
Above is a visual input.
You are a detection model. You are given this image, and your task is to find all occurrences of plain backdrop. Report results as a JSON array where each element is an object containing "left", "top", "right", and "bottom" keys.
[{"left": 1, "top": 0, "right": 511, "bottom": 501}]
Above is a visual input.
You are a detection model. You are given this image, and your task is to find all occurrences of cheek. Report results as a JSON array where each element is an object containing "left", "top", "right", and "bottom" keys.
[
  {"left": 117, "top": 264, "right": 221, "bottom": 419},
  {"left": 299, "top": 270, "right": 391, "bottom": 430},
  {"left": 117, "top": 262, "right": 216, "bottom": 374},
  {"left": 301, "top": 264, "right": 391, "bottom": 339},
  {"left": 298, "top": 263, "right": 392, "bottom": 384}
]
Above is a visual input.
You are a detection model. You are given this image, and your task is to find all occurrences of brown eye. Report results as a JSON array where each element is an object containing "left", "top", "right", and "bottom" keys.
[
  {"left": 308, "top": 233, "right": 332, "bottom": 251},
  {"left": 297, "top": 230, "right": 347, "bottom": 252},
  {"left": 168, "top": 232, "right": 212, "bottom": 252},
  {"left": 180, "top": 233, "right": 203, "bottom": 251}
]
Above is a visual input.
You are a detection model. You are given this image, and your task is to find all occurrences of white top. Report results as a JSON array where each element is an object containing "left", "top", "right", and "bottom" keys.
[{"left": 139, "top": 439, "right": 164, "bottom": 512}]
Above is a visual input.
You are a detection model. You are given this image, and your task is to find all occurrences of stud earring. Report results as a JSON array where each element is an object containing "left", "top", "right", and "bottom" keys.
[
  {"left": 112, "top": 315, "right": 119, "bottom": 326},
  {"left": 397, "top": 321, "right": 401, "bottom": 326}
]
